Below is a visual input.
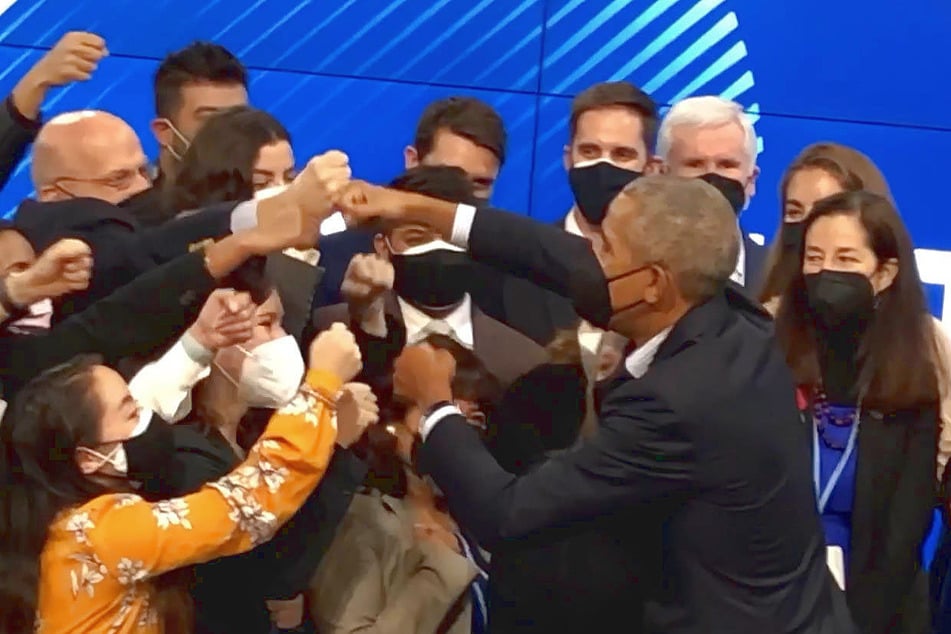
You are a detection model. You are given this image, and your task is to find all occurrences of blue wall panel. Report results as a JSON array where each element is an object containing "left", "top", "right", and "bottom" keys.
[{"left": 0, "top": 0, "right": 948, "bottom": 312}]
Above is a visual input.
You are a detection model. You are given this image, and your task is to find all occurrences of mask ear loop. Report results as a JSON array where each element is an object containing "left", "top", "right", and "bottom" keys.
[
  {"left": 213, "top": 346, "right": 254, "bottom": 389},
  {"left": 78, "top": 444, "right": 122, "bottom": 473}
]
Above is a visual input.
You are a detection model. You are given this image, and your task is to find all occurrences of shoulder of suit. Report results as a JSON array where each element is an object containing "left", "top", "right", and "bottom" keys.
[{"left": 312, "top": 301, "right": 352, "bottom": 326}]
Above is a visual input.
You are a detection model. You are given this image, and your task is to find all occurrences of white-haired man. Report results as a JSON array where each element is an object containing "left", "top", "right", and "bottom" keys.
[{"left": 657, "top": 96, "right": 767, "bottom": 287}]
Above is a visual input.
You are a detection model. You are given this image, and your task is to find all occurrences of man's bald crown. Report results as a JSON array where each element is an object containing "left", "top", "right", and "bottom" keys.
[{"left": 31, "top": 110, "right": 137, "bottom": 188}]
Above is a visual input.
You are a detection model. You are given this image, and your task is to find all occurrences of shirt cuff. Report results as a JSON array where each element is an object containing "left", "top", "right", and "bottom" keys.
[
  {"left": 450, "top": 204, "right": 477, "bottom": 249},
  {"left": 180, "top": 330, "right": 215, "bottom": 365},
  {"left": 420, "top": 404, "right": 464, "bottom": 441},
  {"left": 230, "top": 199, "right": 259, "bottom": 233}
]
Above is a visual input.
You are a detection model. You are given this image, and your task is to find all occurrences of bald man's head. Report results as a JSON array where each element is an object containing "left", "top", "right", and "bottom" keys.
[{"left": 32, "top": 110, "right": 150, "bottom": 205}]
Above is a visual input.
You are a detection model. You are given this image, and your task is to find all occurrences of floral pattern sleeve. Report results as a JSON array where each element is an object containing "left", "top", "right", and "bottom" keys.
[{"left": 78, "top": 368, "right": 342, "bottom": 580}]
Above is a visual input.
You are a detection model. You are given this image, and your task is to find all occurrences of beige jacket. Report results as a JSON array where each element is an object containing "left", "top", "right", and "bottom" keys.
[{"left": 309, "top": 492, "right": 477, "bottom": 634}]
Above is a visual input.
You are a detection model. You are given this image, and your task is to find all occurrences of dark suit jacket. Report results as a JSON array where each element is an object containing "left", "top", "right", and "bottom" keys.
[
  {"left": 312, "top": 291, "right": 547, "bottom": 390},
  {"left": 809, "top": 404, "right": 936, "bottom": 634},
  {"left": 0, "top": 95, "right": 39, "bottom": 192},
  {"left": 265, "top": 253, "right": 323, "bottom": 344},
  {"left": 148, "top": 422, "right": 367, "bottom": 634},
  {"left": 12, "top": 197, "right": 238, "bottom": 319},
  {"left": 418, "top": 206, "right": 855, "bottom": 633},
  {"left": 0, "top": 250, "right": 217, "bottom": 399}
]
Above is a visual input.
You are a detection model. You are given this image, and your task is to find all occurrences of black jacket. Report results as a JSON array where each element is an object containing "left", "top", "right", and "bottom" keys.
[
  {"left": 418, "top": 206, "right": 857, "bottom": 633},
  {"left": 0, "top": 250, "right": 217, "bottom": 400},
  {"left": 13, "top": 197, "right": 239, "bottom": 319},
  {"left": 0, "top": 95, "right": 40, "bottom": 192},
  {"left": 148, "top": 422, "right": 367, "bottom": 634}
]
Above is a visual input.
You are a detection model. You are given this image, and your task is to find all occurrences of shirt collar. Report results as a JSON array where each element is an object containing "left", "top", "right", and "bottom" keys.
[
  {"left": 624, "top": 327, "right": 673, "bottom": 379},
  {"left": 564, "top": 209, "right": 583, "bottom": 237},
  {"left": 731, "top": 231, "right": 745, "bottom": 285},
  {"left": 397, "top": 293, "right": 474, "bottom": 348}
]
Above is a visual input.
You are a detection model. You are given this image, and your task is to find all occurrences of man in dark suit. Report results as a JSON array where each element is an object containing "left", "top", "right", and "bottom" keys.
[
  {"left": 336, "top": 174, "right": 855, "bottom": 633},
  {"left": 657, "top": 95, "right": 769, "bottom": 287},
  {"left": 312, "top": 165, "right": 546, "bottom": 390},
  {"left": 315, "top": 97, "right": 575, "bottom": 346}
]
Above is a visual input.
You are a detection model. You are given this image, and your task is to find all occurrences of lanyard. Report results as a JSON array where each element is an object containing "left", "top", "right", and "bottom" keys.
[{"left": 812, "top": 418, "right": 860, "bottom": 514}]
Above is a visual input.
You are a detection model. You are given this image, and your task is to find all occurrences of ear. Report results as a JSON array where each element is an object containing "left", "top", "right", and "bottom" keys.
[
  {"left": 644, "top": 155, "right": 664, "bottom": 175},
  {"left": 403, "top": 145, "right": 419, "bottom": 169},
  {"left": 74, "top": 448, "right": 99, "bottom": 475},
  {"left": 150, "top": 118, "right": 172, "bottom": 147},
  {"left": 373, "top": 233, "right": 389, "bottom": 259},
  {"left": 562, "top": 144, "right": 572, "bottom": 172},
  {"left": 872, "top": 257, "right": 899, "bottom": 294},
  {"left": 746, "top": 165, "right": 761, "bottom": 199}
]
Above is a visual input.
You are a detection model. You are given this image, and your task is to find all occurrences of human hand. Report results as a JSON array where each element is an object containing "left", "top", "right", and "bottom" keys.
[
  {"left": 335, "top": 382, "right": 378, "bottom": 448},
  {"left": 308, "top": 322, "right": 363, "bottom": 382},
  {"left": 187, "top": 290, "right": 256, "bottom": 351},
  {"left": 392, "top": 344, "right": 456, "bottom": 412},
  {"left": 7, "top": 238, "right": 92, "bottom": 306},
  {"left": 334, "top": 180, "right": 413, "bottom": 228},
  {"left": 265, "top": 594, "right": 305, "bottom": 630},
  {"left": 341, "top": 253, "right": 393, "bottom": 316},
  {"left": 30, "top": 32, "right": 108, "bottom": 87}
]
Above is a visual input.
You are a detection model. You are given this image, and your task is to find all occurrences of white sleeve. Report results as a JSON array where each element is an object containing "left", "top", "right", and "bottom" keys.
[
  {"left": 449, "top": 204, "right": 477, "bottom": 249},
  {"left": 128, "top": 332, "right": 213, "bottom": 423},
  {"left": 420, "top": 404, "right": 464, "bottom": 441}
]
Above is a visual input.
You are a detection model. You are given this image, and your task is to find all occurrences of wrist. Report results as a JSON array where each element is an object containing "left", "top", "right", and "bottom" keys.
[
  {"left": 181, "top": 329, "right": 216, "bottom": 363},
  {"left": 11, "top": 70, "right": 47, "bottom": 120},
  {"left": 3, "top": 273, "right": 35, "bottom": 308}
]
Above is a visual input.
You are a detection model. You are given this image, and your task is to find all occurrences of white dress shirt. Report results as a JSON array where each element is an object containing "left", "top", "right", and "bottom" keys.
[
  {"left": 399, "top": 294, "right": 475, "bottom": 349},
  {"left": 128, "top": 331, "right": 213, "bottom": 423},
  {"left": 624, "top": 327, "right": 672, "bottom": 378},
  {"left": 732, "top": 235, "right": 746, "bottom": 286}
]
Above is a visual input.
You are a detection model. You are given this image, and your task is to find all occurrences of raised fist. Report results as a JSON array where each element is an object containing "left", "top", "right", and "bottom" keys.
[
  {"left": 341, "top": 253, "right": 393, "bottom": 313},
  {"left": 308, "top": 322, "right": 363, "bottom": 382},
  {"left": 33, "top": 32, "right": 108, "bottom": 86},
  {"left": 188, "top": 290, "right": 256, "bottom": 351},
  {"left": 9, "top": 238, "right": 92, "bottom": 305}
]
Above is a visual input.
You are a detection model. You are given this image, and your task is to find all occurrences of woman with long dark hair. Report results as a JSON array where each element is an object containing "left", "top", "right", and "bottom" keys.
[
  {"left": 170, "top": 105, "right": 295, "bottom": 211},
  {"left": 774, "top": 190, "right": 940, "bottom": 633},
  {"left": 0, "top": 323, "right": 361, "bottom": 633},
  {"left": 759, "top": 142, "right": 893, "bottom": 310}
]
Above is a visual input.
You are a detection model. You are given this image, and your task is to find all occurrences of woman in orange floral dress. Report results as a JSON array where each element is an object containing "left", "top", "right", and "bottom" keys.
[{"left": 0, "top": 323, "right": 362, "bottom": 634}]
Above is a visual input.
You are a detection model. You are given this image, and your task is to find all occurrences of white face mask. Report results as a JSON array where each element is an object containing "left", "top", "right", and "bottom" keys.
[
  {"left": 80, "top": 405, "right": 153, "bottom": 475},
  {"left": 223, "top": 335, "right": 305, "bottom": 409}
]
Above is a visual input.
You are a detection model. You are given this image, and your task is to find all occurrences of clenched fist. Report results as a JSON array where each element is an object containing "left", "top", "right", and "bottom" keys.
[
  {"left": 308, "top": 322, "right": 363, "bottom": 383},
  {"left": 33, "top": 32, "right": 108, "bottom": 87},
  {"left": 8, "top": 238, "right": 92, "bottom": 306},
  {"left": 341, "top": 253, "right": 393, "bottom": 314},
  {"left": 290, "top": 150, "right": 352, "bottom": 221},
  {"left": 336, "top": 382, "right": 378, "bottom": 448},
  {"left": 393, "top": 344, "right": 456, "bottom": 412}
]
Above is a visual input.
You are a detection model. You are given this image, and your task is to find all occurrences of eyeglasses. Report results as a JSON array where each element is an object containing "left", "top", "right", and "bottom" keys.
[{"left": 55, "top": 164, "right": 152, "bottom": 192}]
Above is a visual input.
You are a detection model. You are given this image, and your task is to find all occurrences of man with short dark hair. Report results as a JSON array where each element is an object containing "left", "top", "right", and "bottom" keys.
[
  {"left": 125, "top": 42, "right": 249, "bottom": 226},
  {"left": 313, "top": 165, "right": 545, "bottom": 390},
  {"left": 315, "top": 96, "right": 507, "bottom": 306},
  {"left": 406, "top": 96, "right": 507, "bottom": 200},
  {"left": 150, "top": 41, "right": 248, "bottom": 182},
  {"left": 562, "top": 81, "right": 659, "bottom": 246}
]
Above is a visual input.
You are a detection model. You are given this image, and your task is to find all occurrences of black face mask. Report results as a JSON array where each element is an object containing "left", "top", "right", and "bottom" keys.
[
  {"left": 569, "top": 161, "right": 642, "bottom": 225},
  {"left": 781, "top": 221, "right": 805, "bottom": 252},
  {"left": 391, "top": 246, "right": 471, "bottom": 310},
  {"left": 804, "top": 270, "right": 875, "bottom": 332},
  {"left": 698, "top": 173, "right": 746, "bottom": 216},
  {"left": 605, "top": 265, "right": 652, "bottom": 317},
  {"left": 123, "top": 414, "right": 177, "bottom": 494}
]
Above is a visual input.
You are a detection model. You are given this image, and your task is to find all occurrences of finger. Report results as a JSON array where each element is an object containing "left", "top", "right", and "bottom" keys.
[
  {"left": 73, "top": 32, "right": 106, "bottom": 50},
  {"left": 317, "top": 150, "right": 349, "bottom": 167}
]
